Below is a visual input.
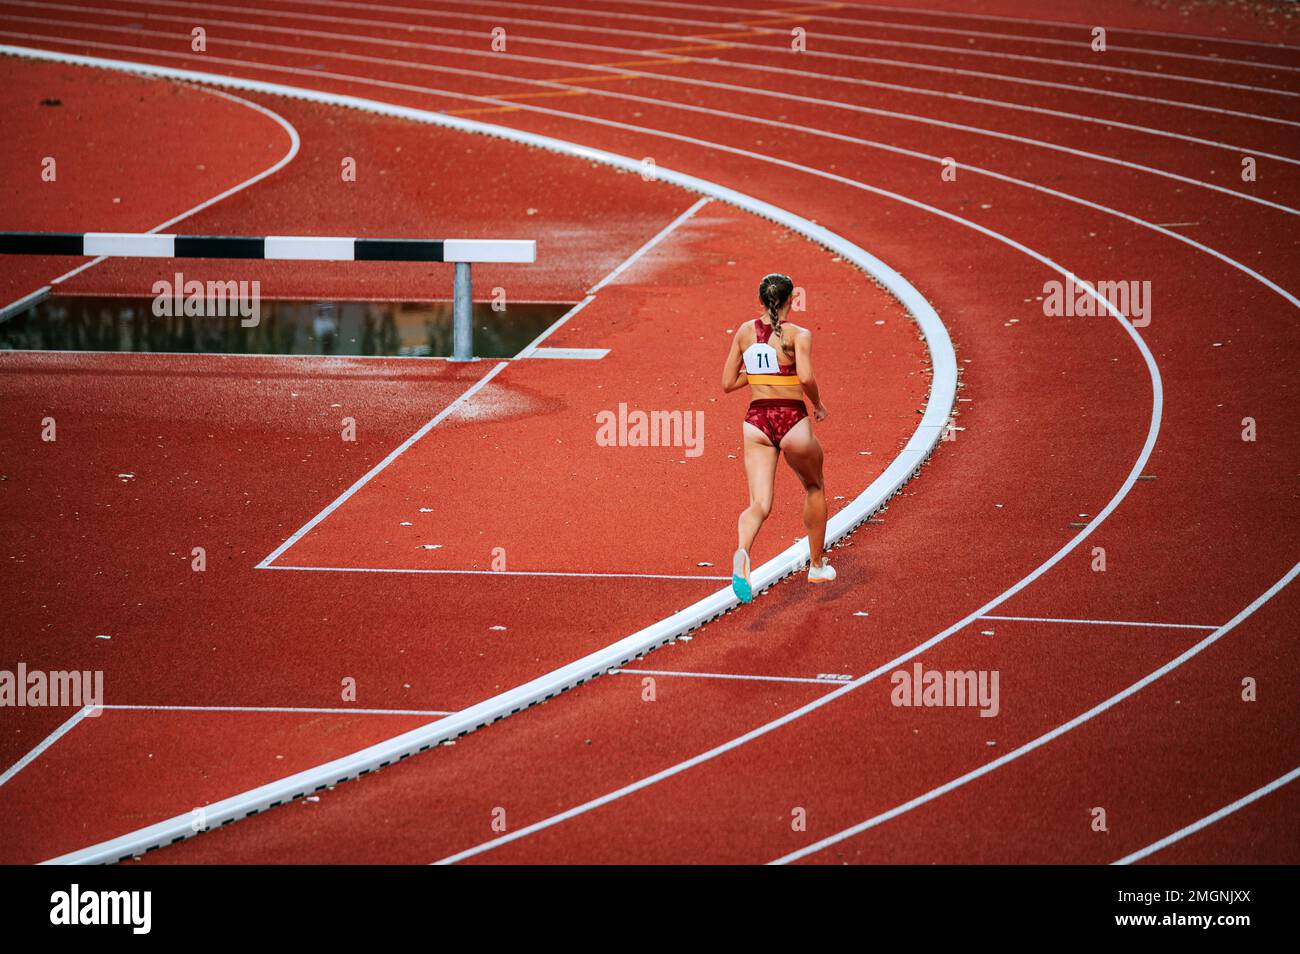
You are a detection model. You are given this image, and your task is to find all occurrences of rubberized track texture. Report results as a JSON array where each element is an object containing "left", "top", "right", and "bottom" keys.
[{"left": 0, "top": 0, "right": 1296, "bottom": 866}]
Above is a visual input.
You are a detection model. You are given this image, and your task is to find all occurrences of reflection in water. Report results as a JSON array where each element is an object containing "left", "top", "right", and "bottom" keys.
[{"left": 0, "top": 297, "right": 572, "bottom": 358}]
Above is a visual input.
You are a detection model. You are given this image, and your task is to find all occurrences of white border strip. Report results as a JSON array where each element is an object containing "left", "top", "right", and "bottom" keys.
[
  {"left": 17, "top": 49, "right": 955, "bottom": 866},
  {"left": 442, "top": 238, "right": 535, "bottom": 263},
  {"left": 1113, "top": 765, "right": 1300, "bottom": 865},
  {"left": 82, "top": 232, "right": 173, "bottom": 257},
  {"left": 262, "top": 235, "right": 353, "bottom": 260}
]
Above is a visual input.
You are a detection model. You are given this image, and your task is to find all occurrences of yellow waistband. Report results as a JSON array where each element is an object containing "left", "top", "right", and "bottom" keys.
[{"left": 747, "top": 374, "right": 801, "bottom": 386}]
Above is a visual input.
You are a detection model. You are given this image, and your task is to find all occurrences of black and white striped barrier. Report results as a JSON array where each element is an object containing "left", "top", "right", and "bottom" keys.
[{"left": 0, "top": 231, "right": 537, "bottom": 360}]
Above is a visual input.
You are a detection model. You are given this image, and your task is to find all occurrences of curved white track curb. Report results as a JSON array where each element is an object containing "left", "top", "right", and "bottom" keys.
[{"left": 2, "top": 47, "right": 957, "bottom": 865}]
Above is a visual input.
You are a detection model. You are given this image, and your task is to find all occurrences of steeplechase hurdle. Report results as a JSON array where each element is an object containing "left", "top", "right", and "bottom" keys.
[{"left": 0, "top": 231, "right": 537, "bottom": 360}]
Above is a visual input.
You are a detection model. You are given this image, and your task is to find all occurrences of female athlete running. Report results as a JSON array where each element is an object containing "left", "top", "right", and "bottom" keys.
[{"left": 722, "top": 273, "right": 834, "bottom": 603}]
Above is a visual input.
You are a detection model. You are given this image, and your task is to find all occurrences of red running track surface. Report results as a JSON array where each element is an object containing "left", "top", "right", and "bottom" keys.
[
  {"left": 0, "top": 0, "right": 1296, "bottom": 864},
  {"left": 0, "top": 56, "right": 928, "bottom": 863}
]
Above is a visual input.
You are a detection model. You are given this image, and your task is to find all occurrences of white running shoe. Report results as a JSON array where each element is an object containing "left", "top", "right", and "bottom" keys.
[{"left": 808, "top": 558, "right": 836, "bottom": 584}]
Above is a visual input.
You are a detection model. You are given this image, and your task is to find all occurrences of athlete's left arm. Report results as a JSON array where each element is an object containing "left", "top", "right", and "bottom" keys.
[{"left": 794, "top": 328, "right": 827, "bottom": 420}]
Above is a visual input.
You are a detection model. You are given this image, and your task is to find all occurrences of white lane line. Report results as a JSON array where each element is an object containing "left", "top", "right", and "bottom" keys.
[
  {"left": 12, "top": 45, "right": 1165, "bottom": 869},
  {"left": 16, "top": 4, "right": 1300, "bottom": 172},
  {"left": 1113, "top": 766, "right": 1300, "bottom": 865},
  {"left": 0, "top": 703, "right": 455, "bottom": 790},
  {"left": 0, "top": 285, "right": 51, "bottom": 321},
  {"left": 513, "top": 297, "right": 594, "bottom": 360},
  {"left": 758, "top": 22, "right": 1298, "bottom": 96},
  {"left": 431, "top": 157, "right": 1168, "bottom": 868},
  {"left": 0, "top": 80, "right": 300, "bottom": 314},
  {"left": 569, "top": 74, "right": 1298, "bottom": 216},
  {"left": 12, "top": 33, "right": 1268, "bottom": 873},
  {"left": 145, "top": 0, "right": 1289, "bottom": 57},
  {"left": 12, "top": 30, "right": 1294, "bottom": 302},
  {"left": 632, "top": 0, "right": 1300, "bottom": 72},
  {"left": 452, "top": 0, "right": 1300, "bottom": 97},
  {"left": 589, "top": 197, "right": 710, "bottom": 295},
  {"left": 979, "top": 615, "right": 1219, "bottom": 630},
  {"left": 264, "top": 565, "right": 729, "bottom": 581},
  {"left": 513, "top": 195, "right": 708, "bottom": 359},
  {"left": 13, "top": 3, "right": 1299, "bottom": 137},
  {"left": 10, "top": 33, "right": 1289, "bottom": 308},
  {"left": 470, "top": 82, "right": 1300, "bottom": 296},
  {"left": 234, "top": 0, "right": 1300, "bottom": 124},
  {"left": 183, "top": 0, "right": 1295, "bottom": 99},
  {"left": 255, "top": 361, "right": 507, "bottom": 568},
  {"left": 99, "top": 704, "right": 456, "bottom": 716},
  {"left": 482, "top": 28, "right": 1300, "bottom": 214},
  {"left": 614, "top": 668, "right": 851, "bottom": 686},
  {"left": 0, "top": 706, "right": 91, "bottom": 789},
  {"left": 23, "top": 51, "right": 957, "bottom": 866},
  {"left": 831, "top": 1, "right": 1300, "bottom": 52},
  {"left": 10, "top": 32, "right": 1294, "bottom": 311},
  {"left": 773, "top": 560, "right": 1300, "bottom": 864}
]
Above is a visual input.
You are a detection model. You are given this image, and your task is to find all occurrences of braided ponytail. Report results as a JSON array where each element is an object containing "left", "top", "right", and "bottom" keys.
[{"left": 758, "top": 273, "right": 795, "bottom": 339}]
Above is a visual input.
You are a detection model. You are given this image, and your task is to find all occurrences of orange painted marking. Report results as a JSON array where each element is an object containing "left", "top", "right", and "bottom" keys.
[
  {"left": 443, "top": 87, "right": 589, "bottom": 116},
  {"left": 741, "top": 17, "right": 808, "bottom": 27},
  {"left": 444, "top": 104, "right": 522, "bottom": 116},
  {"left": 548, "top": 71, "right": 646, "bottom": 83},
  {"left": 441, "top": 27, "right": 793, "bottom": 118},
  {"left": 738, "top": 1, "right": 843, "bottom": 27},
  {"left": 582, "top": 57, "right": 691, "bottom": 69},
  {"left": 689, "top": 29, "right": 772, "bottom": 40},
  {"left": 439, "top": 63, "right": 682, "bottom": 115},
  {"left": 491, "top": 88, "right": 590, "bottom": 101},
  {"left": 756, "top": 1, "right": 843, "bottom": 13},
  {"left": 647, "top": 43, "right": 734, "bottom": 54}
]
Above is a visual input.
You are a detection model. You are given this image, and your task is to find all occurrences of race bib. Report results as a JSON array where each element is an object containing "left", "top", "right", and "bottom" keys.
[{"left": 743, "top": 342, "right": 781, "bottom": 375}]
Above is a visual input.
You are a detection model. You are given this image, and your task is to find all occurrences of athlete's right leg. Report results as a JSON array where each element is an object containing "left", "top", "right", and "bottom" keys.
[{"left": 779, "top": 417, "right": 829, "bottom": 571}]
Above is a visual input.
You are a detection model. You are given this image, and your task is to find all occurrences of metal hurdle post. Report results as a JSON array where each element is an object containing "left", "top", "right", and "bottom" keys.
[{"left": 453, "top": 261, "right": 473, "bottom": 362}]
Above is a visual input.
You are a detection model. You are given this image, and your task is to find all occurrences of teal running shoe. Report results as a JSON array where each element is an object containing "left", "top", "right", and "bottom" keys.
[{"left": 731, "top": 548, "right": 753, "bottom": 604}]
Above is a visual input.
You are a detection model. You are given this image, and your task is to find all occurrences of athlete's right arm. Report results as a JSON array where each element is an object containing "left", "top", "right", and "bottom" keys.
[{"left": 722, "top": 326, "right": 748, "bottom": 393}]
